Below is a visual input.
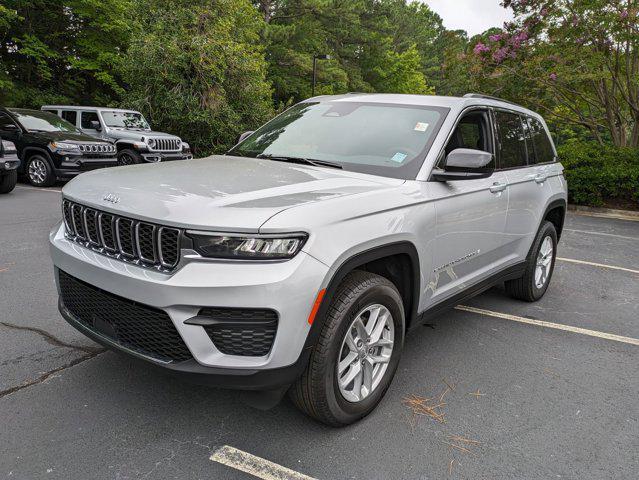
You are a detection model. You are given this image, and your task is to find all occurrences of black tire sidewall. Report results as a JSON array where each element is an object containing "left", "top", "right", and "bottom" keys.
[
  {"left": 27, "top": 155, "right": 54, "bottom": 187},
  {"left": 529, "top": 222, "right": 558, "bottom": 300},
  {"left": 0, "top": 169, "right": 18, "bottom": 193},
  {"left": 117, "top": 149, "right": 142, "bottom": 165},
  {"left": 325, "top": 283, "right": 405, "bottom": 423}
]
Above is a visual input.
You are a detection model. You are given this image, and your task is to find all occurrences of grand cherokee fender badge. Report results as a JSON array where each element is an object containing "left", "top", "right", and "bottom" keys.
[
  {"left": 103, "top": 193, "right": 120, "bottom": 204},
  {"left": 434, "top": 249, "right": 481, "bottom": 272}
]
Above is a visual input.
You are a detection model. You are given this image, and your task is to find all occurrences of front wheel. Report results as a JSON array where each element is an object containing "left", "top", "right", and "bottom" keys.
[
  {"left": 505, "top": 220, "right": 558, "bottom": 302},
  {"left": 117, "top": 149, "right": 143, "bottom": 166},
  {"left": 0, "top": 170, "right": 18, "bottom": 193},
  {"left": 290, "top": 271, "right": 405, "bottom": 426},
  {"left": 26, "top": 155, "right": 55, "bottom": 187}
]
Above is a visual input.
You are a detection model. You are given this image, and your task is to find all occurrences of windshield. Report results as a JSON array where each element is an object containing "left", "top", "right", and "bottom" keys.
[
  {"left": 10, "top": 109, "right": 79, "bottom": 133},
  {"left": 228, "top": 101, "right": 449, "bottom": 179},
  {"left": 101, "top": 111, "right": 150, "bottom": 130}
]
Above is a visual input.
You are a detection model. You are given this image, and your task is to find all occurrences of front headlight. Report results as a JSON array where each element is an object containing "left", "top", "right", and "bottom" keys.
[
  {"left": 187, "top": 232, "right": 308, "bottom": 260},
  {"left": 49, "top": 141, "right": 80, "bottom": 152},
  {"left": 2, "top": 140, "right": 16, "bottom": 154},
  {"left": 146, "top": 138, "right": 156, "bottom": 148}
]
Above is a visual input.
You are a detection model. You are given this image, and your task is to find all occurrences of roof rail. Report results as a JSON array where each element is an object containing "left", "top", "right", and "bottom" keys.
[{"left": 463, "top": 93, "right": 522, "bottom": 107}]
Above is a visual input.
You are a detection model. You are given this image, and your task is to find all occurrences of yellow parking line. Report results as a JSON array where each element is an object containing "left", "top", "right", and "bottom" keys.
[
  {"left": 455, "top": 305, "right": 639, "bottom": 347},
  {"left": 557, "top": 257, "right": 639, "bottom": 275},
  {"left": 211, "top": 445, "right": 317, "bottom": 480}
]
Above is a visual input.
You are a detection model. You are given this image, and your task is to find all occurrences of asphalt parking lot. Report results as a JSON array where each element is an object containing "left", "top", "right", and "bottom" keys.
[{"left": 1, "top": 184, "right": 638, "bottom": 480}]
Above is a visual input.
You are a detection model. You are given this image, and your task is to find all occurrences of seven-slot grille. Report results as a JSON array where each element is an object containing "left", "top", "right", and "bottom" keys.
[
  {"left": 62, "top": 199, "right": 181, "bottom": 271},
  {"left": 150, "top": 137, "right": 181, "bottom": 151},
  {"left": 78, "top": 143, "right": 116, "bottom": 154}
]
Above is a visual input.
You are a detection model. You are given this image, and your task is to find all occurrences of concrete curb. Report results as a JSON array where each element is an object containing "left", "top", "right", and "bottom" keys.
[{"left": 569, "top": 204, "right": 639, "bottom": 221}]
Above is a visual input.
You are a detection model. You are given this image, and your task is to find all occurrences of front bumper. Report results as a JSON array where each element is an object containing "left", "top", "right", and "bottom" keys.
[
  {"left": 141, "top": 152, "right": 193, "bottom": 163},
  {"left": 49, "top": 222, "right": 329, "bottom": 389},
  {"left": 0, "top": 153, "right": 20, "bottom": 171},
  {"left": 55, "top": 155, "right": 119, "bottom": 178}
]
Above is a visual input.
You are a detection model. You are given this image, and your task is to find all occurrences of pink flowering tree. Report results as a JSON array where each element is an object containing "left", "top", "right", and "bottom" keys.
[{"left": 472, "top": 0, "right": 639, "bottom": 147}]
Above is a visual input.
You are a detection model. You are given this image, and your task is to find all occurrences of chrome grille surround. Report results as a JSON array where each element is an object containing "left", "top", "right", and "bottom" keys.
[
  {"left": 149, "top": 137, "right": 181, "bottom": 152},
  {"left": 61, "top": 199, "right": 182, "bottom": 272}
]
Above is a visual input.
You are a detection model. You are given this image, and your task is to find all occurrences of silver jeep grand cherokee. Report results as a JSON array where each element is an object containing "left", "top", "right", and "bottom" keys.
[{"left": 50, "top": 93, "right": 567, "bottom": 426}]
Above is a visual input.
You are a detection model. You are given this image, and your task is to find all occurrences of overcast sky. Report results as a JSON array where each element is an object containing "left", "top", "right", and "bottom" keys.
[{"left": 421, "top": 0, "right": 514, "bottom": 36}]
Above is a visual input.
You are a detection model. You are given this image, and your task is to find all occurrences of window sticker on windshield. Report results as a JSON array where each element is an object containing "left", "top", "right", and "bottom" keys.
[
  {"left": 390, "top": 152, "right": 407, "bottom": 163},
  {"left": 414, "top": 122, "right": 429, "bottom": 132}
]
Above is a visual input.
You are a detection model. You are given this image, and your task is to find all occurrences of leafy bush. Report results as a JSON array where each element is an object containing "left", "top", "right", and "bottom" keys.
[{"left": 558, "top": 141, "right": 639, "bottom": 208}]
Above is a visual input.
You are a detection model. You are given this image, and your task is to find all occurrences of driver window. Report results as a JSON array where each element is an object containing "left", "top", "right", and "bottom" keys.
[{"left": 439, "top": 110, "right": 494, "bottom": 168}]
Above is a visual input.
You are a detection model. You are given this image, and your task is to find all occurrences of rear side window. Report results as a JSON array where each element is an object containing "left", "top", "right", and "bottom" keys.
[
  {"left": 81, "top": 111, "right": 99, "bottom": 129},
  {"left": 495, "top": 111, "right": 527, "bottom": 169},
  {"left": 527, "top": 117, "right": 555, "bottom": 164},
  {"left": 62, "top": 110, "right": 77, "bottom": 126}
]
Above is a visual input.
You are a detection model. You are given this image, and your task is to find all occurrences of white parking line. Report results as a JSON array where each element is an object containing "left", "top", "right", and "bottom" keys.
[
  {"left": 455, "top": 305, "right": 639, "bottom": 347},
  {"left": 210, "top": 445, "right": 317, "bottom": 480},
  {"left": 15, "top": 186, "right": 62, "bottom": 193},
  {"left": 564, "top": 228, "right": 639, "bottom": 241},
  {"left": 571, "top": 210, "right": 639, "bottom": 222},
  {"left": 557, "top": 257, "right": 639, "bottom": 275}
]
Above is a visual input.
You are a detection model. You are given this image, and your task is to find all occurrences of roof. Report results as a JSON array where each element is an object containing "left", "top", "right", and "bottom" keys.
[
  {"left": 41, "top": 105, "right": 141, "bottom": 114},
  {"left": 303, "top": 93, "right": 540, "bottom": 118}
]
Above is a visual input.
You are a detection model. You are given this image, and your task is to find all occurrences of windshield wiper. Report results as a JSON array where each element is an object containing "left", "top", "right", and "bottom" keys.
[{"left": 256, "top": 153, "right": 342, "bottom": 169}]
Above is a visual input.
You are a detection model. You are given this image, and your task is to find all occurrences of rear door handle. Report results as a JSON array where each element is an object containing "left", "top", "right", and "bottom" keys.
[{"left": 489, "top": 182, "right": 507, "bottom": 193}]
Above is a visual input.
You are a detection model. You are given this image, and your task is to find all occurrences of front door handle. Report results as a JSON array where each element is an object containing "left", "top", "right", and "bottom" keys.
[
  {"left": 489, "top": 182, "right": 507, "bottom": 193},
  {"left": 534, "top": 174, "right": 547, "bottom": 184}
]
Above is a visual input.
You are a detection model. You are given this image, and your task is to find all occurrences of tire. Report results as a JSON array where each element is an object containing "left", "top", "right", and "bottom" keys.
[
  {"left": 26, "top": 154, "right": 55, "bottom": 187},
  {"left": 505, "top": 220, "right": 558, "bottom": 302},
  {"left": 290, "top": 270, "right": 405, "bottom": 426},
  {"left": 0, "top": 169, "right": 17, "bottom": 193},
  {"left": 117, "top": 149, "right": 143, "bottom": 166}
]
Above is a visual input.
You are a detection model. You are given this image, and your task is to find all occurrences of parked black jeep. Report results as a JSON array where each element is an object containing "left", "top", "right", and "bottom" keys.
[
  {"left": 0, "top": 108, "right": 118, "bottom": 187},
  {"left": 0, "top": 138, "right": 20, "bottom": 193}
]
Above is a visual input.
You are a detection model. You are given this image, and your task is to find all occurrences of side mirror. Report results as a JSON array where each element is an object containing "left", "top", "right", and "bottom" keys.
[
  {"left": 90, "top": 120, "right": 102, "bottom": 131},
  {"left": 432, "top": 148, "right": 494, "bottom": 181},
  {"left": 0, "top": 123, "right": 20, "bottom": 133},
  {"left": 236, "top": 131, "right": 254, "bottom": 144}
]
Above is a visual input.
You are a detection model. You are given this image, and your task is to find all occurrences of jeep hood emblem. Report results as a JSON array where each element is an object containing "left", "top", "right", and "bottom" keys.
[{"left": 103, "top": 193, "right": 120, "bottom": 204}]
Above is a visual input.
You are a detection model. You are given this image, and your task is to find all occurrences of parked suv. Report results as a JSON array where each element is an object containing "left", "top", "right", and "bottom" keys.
[
  {"left": 42, "top": 106, "right": 192, "bottom": 165},
  {"left": 0, "top": 108, "right": 118, "bottom": 187},
  {"left": 0, "top": 139, "right": 19, "bottom": 193},
  {"left": 50, "top": 94, "right": 566, "bottom": 426}
]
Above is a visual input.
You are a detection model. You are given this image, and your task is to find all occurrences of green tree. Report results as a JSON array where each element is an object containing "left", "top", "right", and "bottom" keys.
[
  {"left": 472, "top": 0, "right": 639, "bottom": 147},
  {"left": 0, "top": 0, "right": 132, "bottom": 106},
  {"left": 120, "top": 0, "right": 274, "bottom": 155}
]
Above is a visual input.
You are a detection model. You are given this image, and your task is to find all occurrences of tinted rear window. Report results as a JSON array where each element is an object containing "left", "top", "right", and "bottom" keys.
[
  {"left": 495, "top": 111, "right": 527, "bottom": 169},
  {"left": 62, "top": 111, "right": 77, "bottom": 125},
  {"left": 527, "top": 117, "right": 555, "bottom": 163}
]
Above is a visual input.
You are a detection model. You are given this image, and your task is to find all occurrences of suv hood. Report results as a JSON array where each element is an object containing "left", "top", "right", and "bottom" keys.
[
  {"left": 107, "top": 128, "right": 179, "bottom": 142},
  {"left": 30, "top": 131, "right": 110, "bottom": 143},
  {"left": 62, "top": 155, "right": 404, "bottom": 231}
]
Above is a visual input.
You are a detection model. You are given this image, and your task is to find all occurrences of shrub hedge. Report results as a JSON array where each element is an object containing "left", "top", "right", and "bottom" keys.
[{"left": 557, "top": 141, "right": 639, "bottom": 208}]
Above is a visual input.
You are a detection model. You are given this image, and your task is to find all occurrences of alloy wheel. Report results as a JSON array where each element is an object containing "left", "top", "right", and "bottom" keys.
[
  {"left": 28, "top": 158, "right": 47, "bottom": 185},
  {"left": 118, "top": 153, "right": 135, "bottom": 165},
  {"left": 535, "top": 236, "right": 554, "bottom": 288},
  {"left": 337, "top": 304, "right": 394, "bottom": 403}
]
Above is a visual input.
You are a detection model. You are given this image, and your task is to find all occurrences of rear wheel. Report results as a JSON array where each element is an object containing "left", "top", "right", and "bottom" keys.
[
  {"left": 26, "top": 155, "right": 55, "bottom": 187},
  {"left": 290, "top": 271, "right": 405, "bottom": 426},
  {"left": 505, "top": 220, "right": 557, "bottom": 302},
  {"left": 117, "top": 149, "right": 143, "bottom": 166},
  {"left": 0, "top": 170, "right": 17, "bottom": 193}
]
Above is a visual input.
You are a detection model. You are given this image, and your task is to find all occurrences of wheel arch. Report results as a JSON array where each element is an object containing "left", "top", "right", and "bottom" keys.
[
  {"left": 542, "top": 198, "right": 567, "bottom": 240},
  {"left": 20, "top": 147, "right": 53, "bottom": 174},
  {"left": 305, "top": 241, "right": 421, "bottom": 350}
]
